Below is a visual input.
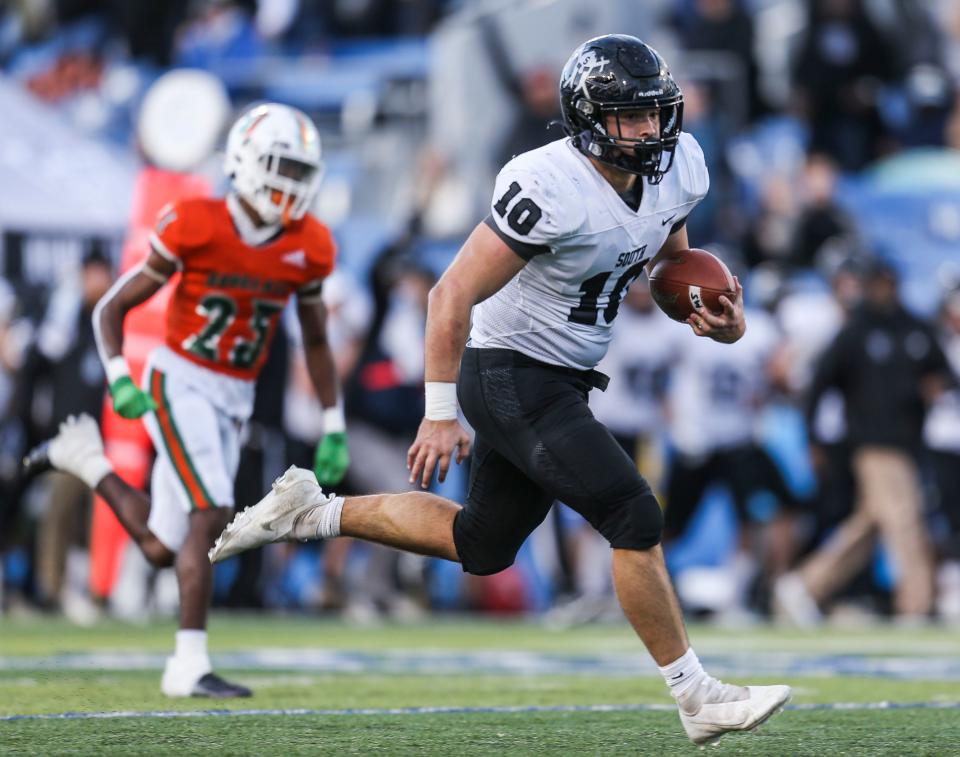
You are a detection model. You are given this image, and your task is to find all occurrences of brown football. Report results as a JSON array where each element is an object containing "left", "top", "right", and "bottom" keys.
[{"left": 648, "top": 248, "right": 736, "bottom": 322}]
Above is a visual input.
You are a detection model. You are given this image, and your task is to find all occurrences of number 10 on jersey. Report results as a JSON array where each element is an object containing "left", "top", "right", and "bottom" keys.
[{"left": 568, "top": 262, "right": 646, "bottom": 326}]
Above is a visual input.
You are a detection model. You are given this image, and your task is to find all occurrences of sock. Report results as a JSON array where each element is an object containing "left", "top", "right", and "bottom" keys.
[
  {"left": 658, "top": 647, "right": 706, "bottom": 703},
  {"left": 318, "top": 496, "right": 345, "bottom": 538},
  {"left": 291, "top": 496, "right": 345, "bottom": 540},
  {"left": 174, "top": 629, "right": 209, "bottom": 663}
]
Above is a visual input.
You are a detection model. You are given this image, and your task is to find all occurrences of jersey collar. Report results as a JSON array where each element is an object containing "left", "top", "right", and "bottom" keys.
[
  {"left": 564, "top": 138, "right": 659, "bottom": 217},
  {"left": 226, "top": 192, "right": 283, "bottom": 247}
]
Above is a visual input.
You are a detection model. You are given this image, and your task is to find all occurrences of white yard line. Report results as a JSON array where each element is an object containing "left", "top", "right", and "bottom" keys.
[{"left": 2, "top": 701, "right": 960, "bottom": 723}]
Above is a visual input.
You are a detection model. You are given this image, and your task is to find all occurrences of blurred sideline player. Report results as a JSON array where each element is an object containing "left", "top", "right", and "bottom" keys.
[
  {"left": 925, "top": 286, "right": 960, "bottom": 620},
  {"left": 664, "top": 299, "right": 798, "bottom": 617},
  {"left": 207, "top": 36, "right": 790, "bottom": 745},
  {"left": 39, "top": 103, "right": 348, "bottom": 698},
  {"left": 89, "top": 70, "right": 227, "bottom": 607}
]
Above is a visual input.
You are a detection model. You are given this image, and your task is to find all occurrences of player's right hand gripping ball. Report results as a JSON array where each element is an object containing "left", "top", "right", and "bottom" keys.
[
  {"left": 314, "top": 432, "right": 350, "bottom": 486},
  {"left": 110, "top": 376, "right": 158, "bottom": 419}
]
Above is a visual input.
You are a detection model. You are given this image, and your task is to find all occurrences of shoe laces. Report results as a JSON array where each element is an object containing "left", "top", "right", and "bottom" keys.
[{"left": 700, "top": 676, "right": 748, "bottom": 705}]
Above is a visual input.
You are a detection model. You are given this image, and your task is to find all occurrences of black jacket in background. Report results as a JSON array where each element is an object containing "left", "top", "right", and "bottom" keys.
[
  {"left": 17, "top": 304, "right": 105, "bottom": 445},
  {"left": 805, "top": 303, "right": 951, "bottom": 451}
]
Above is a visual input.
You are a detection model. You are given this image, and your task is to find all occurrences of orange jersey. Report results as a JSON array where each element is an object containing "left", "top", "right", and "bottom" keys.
[{"left": 149, "top": 197, "right": 335, "bottom": 380}]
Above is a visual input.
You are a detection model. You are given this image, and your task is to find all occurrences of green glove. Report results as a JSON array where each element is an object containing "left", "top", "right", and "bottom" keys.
[
  {"left": 110, "top": 376, "right": 158, "bottom": 419},
  {"left": 314, "top": 431, "right": 349, "bottom": 487}
]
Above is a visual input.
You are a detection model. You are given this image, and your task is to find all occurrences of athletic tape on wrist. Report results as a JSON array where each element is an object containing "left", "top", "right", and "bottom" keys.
[
  {"left": 424, "top": 382, "right": 458, "bottom": 421},
  {"left": 322, "top": 405, "right": 346, "bottom": 434},
  {"left": 106, "top": 356, "right": 131, "bottom": 386}
]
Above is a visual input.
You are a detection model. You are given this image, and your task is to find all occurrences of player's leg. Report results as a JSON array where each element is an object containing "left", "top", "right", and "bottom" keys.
[
  {"left": 145, "top": 366, "right": 251, "bottom": 698},
  {"left": 211, "top": 433, "right": 552, "bottom": 572},
  {"left": 35, "top": 413, "right": 175, "bottom": 567},
  {"left": 500, "top": 362, "right": 790, "bottom": 745},
  {"left": 98, "top": 474, "right": 175, "bottom": 567},
  {"left": 210, "top": 466, "right": 463, "bottom": 563},
  {"left": 611, "top": 545, "right": 688, "bottom": 661},
  {"left": 523, "top": 406, "right": 688, "bottom": 663},
  {"left": 176, "top": 507, "right": 232, "bottom": 628},
  {"left": 339, "top": 490, "right": 461, "bottom": 560},
  {"left": 343, "top": 431, "right": 554, "bottom": 574},
  {"left": 211, "top": 348, "right": 555, "bottom": 568}
]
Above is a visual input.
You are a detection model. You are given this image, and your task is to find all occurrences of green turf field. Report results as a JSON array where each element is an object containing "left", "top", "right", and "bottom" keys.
[{"left": 2, "top": 614, "right": 959, "bottom": 755}]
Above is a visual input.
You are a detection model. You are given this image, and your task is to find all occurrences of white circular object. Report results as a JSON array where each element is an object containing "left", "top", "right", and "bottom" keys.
[{"left": 137, "top": 70, "right": 231, "bottom": 172}]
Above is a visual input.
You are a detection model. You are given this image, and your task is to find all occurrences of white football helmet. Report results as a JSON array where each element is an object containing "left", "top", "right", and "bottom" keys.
[{"left": 224, "top": 103, "right": 323, "bottom": 226}]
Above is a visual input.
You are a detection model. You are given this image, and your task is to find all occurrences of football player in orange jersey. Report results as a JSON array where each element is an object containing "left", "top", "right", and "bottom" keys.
[{"left": 33, "top": 103, "right": 349, "bottom": 698}]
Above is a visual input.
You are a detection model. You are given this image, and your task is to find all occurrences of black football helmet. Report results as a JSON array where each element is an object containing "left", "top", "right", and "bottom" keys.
[{"left": 560, "top": 34, "right": 684, "bottom": 183}]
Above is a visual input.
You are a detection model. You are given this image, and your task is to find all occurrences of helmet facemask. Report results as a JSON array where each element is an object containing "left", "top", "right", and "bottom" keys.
[
  {"left": 572, "top": 97, "right": 683, "bottom": 184},
  {"left": 254, "top": 148, "right": 323, "bottom": 226}
]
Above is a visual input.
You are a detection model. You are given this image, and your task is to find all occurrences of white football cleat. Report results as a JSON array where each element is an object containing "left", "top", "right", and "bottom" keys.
[
  {"left": 679, "top": 681, "right": 791, "bottom": 746},
  {"left": 47, "top": 413, "right": 114, "bottom": 489},
  {"left": 209, "top": 466, "right": 338, "bottom": 563}
]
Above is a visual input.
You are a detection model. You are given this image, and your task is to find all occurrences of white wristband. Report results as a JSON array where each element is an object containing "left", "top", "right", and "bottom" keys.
[
  {"left": 106, "top": 356, "right": 131, "bottom": 386},
  {"left": 425, "top": 382, "right": 458, "bottom": 421},
  {"left": 322, "top": 405, "right": 346, "bottom": 434}
]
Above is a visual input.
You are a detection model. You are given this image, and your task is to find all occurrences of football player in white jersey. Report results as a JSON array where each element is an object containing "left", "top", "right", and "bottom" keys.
[
  {"left": 208, "top": 35, "right": 790, "bottom": 745},
  {"left": 664, "top": 305, "right": 799, "bottom": 615}
]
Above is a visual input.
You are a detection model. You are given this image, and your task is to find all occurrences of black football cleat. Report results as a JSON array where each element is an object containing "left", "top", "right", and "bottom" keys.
[
  {"left": 20, "top": 440, "right": 54, "bottom": 481},
  {"left": 192, "top": 673, "right": 252, "bottom": 698}
]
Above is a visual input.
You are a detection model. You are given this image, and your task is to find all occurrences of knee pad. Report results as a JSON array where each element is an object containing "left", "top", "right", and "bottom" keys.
[
  {"left": 595, "top": 489, "right": 663, "bottom": 551},
  {"left": 453, "top": 508, "right": 523, "bottom": 576}
]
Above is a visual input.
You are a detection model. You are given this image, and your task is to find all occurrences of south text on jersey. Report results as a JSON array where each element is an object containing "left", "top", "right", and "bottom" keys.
[{"left": 616, "top": 245, "right": 648, "bottom": 268}]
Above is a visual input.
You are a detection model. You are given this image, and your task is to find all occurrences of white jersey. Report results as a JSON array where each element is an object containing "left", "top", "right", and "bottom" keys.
[
  {"left": 591, "top": 304, "right": 681, "bottom": 436},
  {"left": 470, "top": 134, "right": 709, "bottom": 370},
  {"left": 776, "top": 289, "right": 847, "bottom": 442},
  {"left": 668, "top": 308, "right": 780, "bottom": 457}
]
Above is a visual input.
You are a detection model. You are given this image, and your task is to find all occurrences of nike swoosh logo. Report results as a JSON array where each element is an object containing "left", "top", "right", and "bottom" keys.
[
  {"left": 661, "top": 214, "right": 677, "bottom": 226},
  {"left": 670, "top": 672, "right": 684, "bottom": 680}
]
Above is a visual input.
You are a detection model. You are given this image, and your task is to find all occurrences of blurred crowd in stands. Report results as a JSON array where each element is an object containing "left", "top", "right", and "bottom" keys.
[{"left": 2, "top": 0, "right": 960, "bottom": 628}]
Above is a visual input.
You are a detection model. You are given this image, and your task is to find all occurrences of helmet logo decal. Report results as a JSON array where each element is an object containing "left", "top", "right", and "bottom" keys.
[
  {"left": 294, "top": 113, "right": 313, "bottom": 150},
  {"left": 241, "top": 110, "right": 270, "bottom": 137},
  {"left": 561, "top": 49, "right": 611, "bottom": 94}
]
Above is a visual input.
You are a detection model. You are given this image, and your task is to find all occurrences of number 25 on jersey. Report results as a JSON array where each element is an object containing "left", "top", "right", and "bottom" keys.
[{"left": 183, "top": 294, "right": 283, "bottom": 369}]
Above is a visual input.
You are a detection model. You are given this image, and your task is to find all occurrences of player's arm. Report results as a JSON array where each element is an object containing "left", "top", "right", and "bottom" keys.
[
  {"left": 297, "top": 290, "right": 349, "bottom": 487},
  {"left": 644, "top": 219, "right": 691, "bottom": 273},
  {"left": 92, "top": 249, "right": 177, "bottom": 418},
  {"left": 647, "top": 224, "right": 746, "bottom": 344},
  {"left": 407, "top": 222, "right": 528, "bottom": 488}
]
